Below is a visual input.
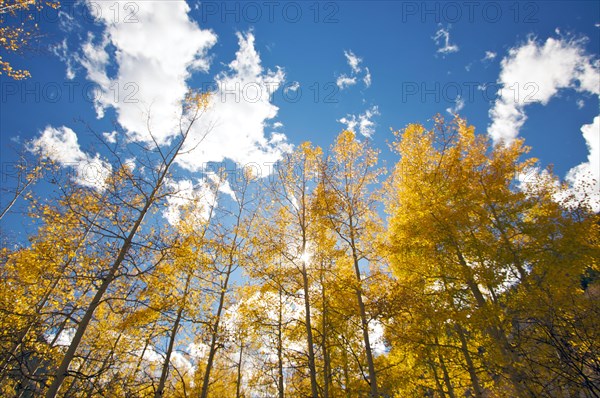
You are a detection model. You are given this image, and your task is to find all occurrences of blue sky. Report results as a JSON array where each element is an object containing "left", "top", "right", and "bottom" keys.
[{"left": 1, "top": 1, "right": 599, "bottom": 220}]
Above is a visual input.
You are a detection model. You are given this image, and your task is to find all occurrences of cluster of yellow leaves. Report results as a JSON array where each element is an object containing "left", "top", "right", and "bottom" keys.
[
  {"left": 0, "top": 0, "right": 60, "bottom": 79},
  {"left": 184, "top": 90, "right": 212, "bottom": 112}
]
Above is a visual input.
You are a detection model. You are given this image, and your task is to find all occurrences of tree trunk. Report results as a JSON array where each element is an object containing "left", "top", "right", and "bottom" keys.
[
  {"left": 429, "top": 360, "right": 447, "bottom": 398},
  {"left": 342, "top": 339, "right": 351, "bottom": 398},
  {"left": 200, "top": 256, "right": 236, "bottom": 398},
  {"left": 351, "top": 259, "right": 377, "bottom": 397},
  {"left": 155, "top": 275, "right": 191, "bottom": 397},
  {"left": 235, "top": 340, "right": 244, "bottom": 398},
  {"left": 321, "top": 277, "right": 331, "bottom": 398},
  {"left": 348, "top": 215, "right": 378, "bottom": 397},
  {"left": 454, "top": 324, "right": 483, "bottom": 398},
  {"left": 301, "top": 258, "right": 319, "bottom": 398},
  {"left": 277, "top": 287, "right": 285, "bottom": 398},
  {"left": 435, "top": 336, "right": 456, "bottom": 398}
]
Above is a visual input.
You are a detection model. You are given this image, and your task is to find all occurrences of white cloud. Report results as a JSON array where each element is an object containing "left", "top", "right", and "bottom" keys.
[
  {"left": 79, "top": 32, "right": 111, "bottom": 118},
  {"left": 76, "top": 157, "right": 113, "bottom": 191},
  {"left": 133, "top": 344, "right": 194, "bottom": 375},
  {"left": 272, "top": 122, "right": 283, "bottom": 129},
  {"left": 363, "top": 67, "right": 372, "bottom": 88},
  {"left": 123, "top": 157, "right": 137, "bottom": 171},
  {"left": 28, "top": 126, "right": 112, "bottom": 191},
  {"left": 58, "top": 10, "right": 79, "bottom": 33},
  {"left": 344, "top": 50, "right": 362, "bottom": 74},
  {"left": 188, "top": 342, "right": 209, "bottom": 359},
  {"left": 433, "top": 25, "right": 459, "bottom": 55},
  {"left": 206, "top": 172, "right": 236, "bottom": 200},
  {"left": 338, "top": 106, "right": 380, "bottom": 137},
  {"left": 234, "top": 290, "right": 306, "bottom": 369},
  {"left": 103, "top": 130, "right": 118, "bottom": 143},
  {"left": 176, "top": 32, "right": 292, "bottom": 173},
  {"left": 29, "top": 126, "right": 85, "bottom": 164},
  {"left": 336, "top": 74, "right": 357, "bottom": 90},
  {"left": 577, "top": 99, "right": 585, "bottom": 109},
  {"left": 81, "top": 0, "right": 217, "bottom": 144},
  {"left": 515, "top": 116, "right": 600, "bottom": 212},
  {"left": 369, "top": 320, "right": 387, "bottom": 356},
  {"left": 163, "top": 178, "right": 217, "bottom": 226},
  {"left": 80, "top": 4, "right": 290, "bottom": 177},
  {"left": 446, "top": 95, "right": 465, "bottom": 115},
  {"left": 284, "top": 81, "right": 300, "bottom": 93},
  {"left": 51, "top": 39, "right": 76, "bottom": 79},
  {"left": 170, "top": 352, "right": 194, "bottom": 374},
  {"left": 46, "top": 328, "right": 76, "bottom": 347},
  {"left": 483, "top": 51, "right": 497, "bottom": 61},
  {"left": 564, "top": 116, "right": 600, "bottom": 212},
  {"left": 337, "top": 50, "right": 371, "bottom": 90},
  {"left": 488, "top": 36, "right": 599, "bottom": 144},
  {"left": 136, "top": 345, "right": 161, "bottom": 363},
  {"left": 489, "top": 36, "right": 599, "bottom": 211},
  {"left": 517, "top": 166, "right": 559, "bottom": 197}
]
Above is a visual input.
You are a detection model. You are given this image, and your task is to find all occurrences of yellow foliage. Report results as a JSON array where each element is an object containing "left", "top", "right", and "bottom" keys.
[{"left": 0, "top": 0, "right": 60, "bottom": 79}]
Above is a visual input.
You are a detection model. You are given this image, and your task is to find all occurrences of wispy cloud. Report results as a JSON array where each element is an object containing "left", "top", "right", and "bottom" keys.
[
  {"left": 284, "top": 81, "right": 300, "bottom": 94},
  {"left": 446, "top": 95, "right": 465, "bottom": 115},
  {"left": 336, "top": 50, "right": 371, "bottom": 90},
  {"left": 338, "top": 106, "right": 380, "bottom": 137},
  {"left": 51, "top": 39, "right": 76, "bottom": 79},
  {"left": 163, "top": 178, "right": 217, "bottom": 226},
  {"left": 336, "top": 74, "right": 357, "bottom": 89},
  {"left": 363, "top": 67, "right": 372, "bottom": 88},
  {"left": 433, "top": 25, "right": 459, "bottom": 55},
  {"left": 483, "top": 51, "right": 497, "bottom": 61},
  {"left": 344, "top": 50, "right": 362, "bottom": 74}
]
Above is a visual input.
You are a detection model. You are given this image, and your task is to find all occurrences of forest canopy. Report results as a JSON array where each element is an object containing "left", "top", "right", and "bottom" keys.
[{"left": 1, "top": 112, "right": 598, "bottom": 397}]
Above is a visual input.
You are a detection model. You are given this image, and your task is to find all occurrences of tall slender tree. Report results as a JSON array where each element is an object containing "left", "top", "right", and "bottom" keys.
[{"left": 44, "top": 92, "right": 211, "bottom": 398}]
